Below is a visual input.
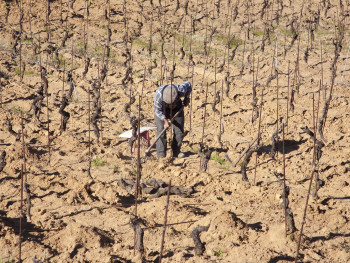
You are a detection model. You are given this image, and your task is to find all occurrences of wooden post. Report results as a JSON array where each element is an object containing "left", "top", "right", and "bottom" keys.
[{"left": 159, "top": 180, "right": 172, "bottom": 263}]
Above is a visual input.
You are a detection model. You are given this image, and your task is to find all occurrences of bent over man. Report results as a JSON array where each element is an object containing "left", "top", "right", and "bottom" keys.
[{"left": 154, "top": 81, "right": 192, "bottom": 158}]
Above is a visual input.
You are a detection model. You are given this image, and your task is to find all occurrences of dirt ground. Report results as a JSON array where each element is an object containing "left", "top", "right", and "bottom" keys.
[{"left": 0, "top": 0, "right": 350, "bottom": 262}]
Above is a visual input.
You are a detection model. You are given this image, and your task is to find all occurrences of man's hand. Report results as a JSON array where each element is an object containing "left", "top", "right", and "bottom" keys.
[
  {"left": 184, "top": 97, "right": 190, "bottom": 106},
  {"left": 163, "top": 119, "right": 170, "bottom": 129}
]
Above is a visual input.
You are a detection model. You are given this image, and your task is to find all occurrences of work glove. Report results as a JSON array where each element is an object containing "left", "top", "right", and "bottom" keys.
[{"left": 183, "top": 97, "right": 190, "bottom": 106}]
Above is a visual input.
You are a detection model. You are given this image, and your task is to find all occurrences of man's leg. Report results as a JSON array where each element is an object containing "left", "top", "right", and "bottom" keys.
[
  {"left": 171, "top": 109, "right": 184, "bottom": 157},
  {"left": 155, "top": 114, "right": 167, "bottom": 157}
]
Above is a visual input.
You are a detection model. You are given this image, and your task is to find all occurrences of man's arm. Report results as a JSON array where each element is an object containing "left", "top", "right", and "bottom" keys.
[
  {"left": 176, "top": 81, "right": 192, "bottom": 98},
  {"left": 154, "top": 88, "right": 166, "bottom": 120}
]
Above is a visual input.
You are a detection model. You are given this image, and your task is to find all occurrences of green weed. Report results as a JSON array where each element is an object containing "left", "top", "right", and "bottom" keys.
[
  {"left": 91, "top": 157, "right": 106, "bottom": 167},
  {"left": 11, "top": 106, "right": 23, "bottom": 114},
  {"left": 214, "top": 33, "right": 228, "bottom": 44},
  {"left": 211, "top": 154, "right": 225, "bottom": 165},
  {"left": 53, "top": 54, "right": 67, "bottom": 68},
  {"left": 14, "top": 68, "right": 21, "bottom": 76},
  {"left": 281, "top": 27, "right": 293, "bottom": 36},
  {"left": 214, "top": 249, "right": 223, "bottom": 257},
  {"left": 133, "top": 38, "right": 149, "bottom": 49},
  {"left": 252, "top": 29, "right": 264, "bottom": 37},
  {"left": 211, "top": 154, "right": 229, "bottom": 170}
]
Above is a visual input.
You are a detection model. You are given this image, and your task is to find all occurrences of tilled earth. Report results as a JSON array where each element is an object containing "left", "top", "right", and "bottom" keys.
[{"left": 0, "top": 0, "right": 350, "bottom": 262}]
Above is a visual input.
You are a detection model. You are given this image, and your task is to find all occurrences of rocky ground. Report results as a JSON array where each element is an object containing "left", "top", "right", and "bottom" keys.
[{"left": 0, "top": 0, "right": 350, "bottom": 262}]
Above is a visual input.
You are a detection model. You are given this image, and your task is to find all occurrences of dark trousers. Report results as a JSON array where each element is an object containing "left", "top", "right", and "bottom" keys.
[{"left": 154, "top": 107, "right": 184, "bottom": 158}]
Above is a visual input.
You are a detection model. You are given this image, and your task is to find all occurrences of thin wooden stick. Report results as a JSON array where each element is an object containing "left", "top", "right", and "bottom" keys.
[
  {"left": 295, "top": 36, "right": 301, "bottom": 93},
  {"left": 253, "top": 84, "right": 264, "bottom": 184},
  {"left": 71, "top": 37, "right": 74, "bottom": 71},
  {"left": 200, "top": 19, "right": 215, "bottom": 90},
  {"left": 46, "top": 0, "right": 50, "bottom": 41},
  {"left": 219, "top": 80, "right": 223, "bottom": 135},
  {"left": 312, "top": 94, "right": 316, "bottom": 166},
  {"left": 275, "top": 34, "right": 279, "bottom": 159},
  {"left": 295, "top": 95, "right": 317, "bottom": 261},
  {"left": 19, "top": 164, "right": 23, "bottom": 263},
  {"left": 159, "top": 180, "right": 172, "bottom": 263},
  {"left": 189, "top": 65, "right": 194, "bottom": 137},
  {"left": 295, "top": 171, "right": 315, "bottom": 261},
  {"left": 160, "top": 52, "right": 163, "bottom": 86},
  {"left": 199, "top": 83, "right": 209, "bottom": 170},
  {"left": 45, "top": 58, "right": 50, "bottom": 164},
  {"left": 28, "top": 0, "right": 32, "bottom": 39},
  {"left": 316, "top": 80, "right": 321, "bottom": 135},
  {"left": 19, "top": 0, "right": 23, "bottom": 82},
  {"left": 340, "top": 43, "right": 350, "bottom": 84},
  {"left": 85, "top": 0, "right": 89, "bottom": 52},
  {"left": 282, "top": 123, "right": 287, "bottom": 237},
  {"left": 87, "top": 82, "right": 92, "bottom": 178},
  {"left": 312, "top": 94, "right": 319, "bottom": 202},
  {"left": 61, "top": 61, "right": 65, "bottom": 124},
  {"left": 240, "top": 32, "right": 247, "bottom": 76},
  {"left": 169, "top": 36, "right": 176, "bottom": 155},
  {"left": 105, "top": 0, "right": 111, "bottom": 87},
  {"left": 214, "top": 50, "right": 217, "bottom": 98},
  {"left": 134, "top": 96, "right": 142, "bottom": 255},
  {"left": 141, "top": 66, "right": 146, "bottom": 100},
  {"left": 251, "top": 42, "right": 255, "bottom": 123},
  {"left": 148, "top": 11, "right": 153, "bottom": 56},
  {"left": 98, "top": 62, "right": 103, "bottom": 142},
  {"left": 287, "top": 61, "right": 290, "bottom": 133},
  {"left": 180, "top": 16, "right": 186, "bottom": 59},
  {"left": 321, "top": 41, "right": 324, "bottom": 100},
  {"left": 187, "top": 15, "right": 193, "bottom": 77},
  {"left": 0, "top": 76, "right": 2, "bottom": 107},
  {"left": 201, "top": 83, "right": 209, "bottom": 145}
]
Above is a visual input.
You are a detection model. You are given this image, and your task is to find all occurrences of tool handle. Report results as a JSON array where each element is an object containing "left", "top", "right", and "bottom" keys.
[{"left": 145, "top": 107, "right": 184, "bottom": 156}]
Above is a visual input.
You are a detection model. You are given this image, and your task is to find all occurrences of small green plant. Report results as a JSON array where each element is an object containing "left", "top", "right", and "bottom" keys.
[
  {"left": 211, "top": 154, "right": 229, "bottom": 170},
  {"left": 252, "top": 29, "right": 264, "bottom": 37},
  {"left": 11, "top": 106, "right": 22, "bottom": 114},
  {"left": 230, "top": 36, "right": 242, "bottom": 48},
  {"left": 53, "top": 54, "right": 67, "bottom": 68},
  {"left": 14, "top": 67, "right": 21, "bottom": 75},
  {"left": 281, "top": 28, "right": 293, "bottom": 36},
  {"left": 91, "top": 157, "right": 106, "bottom": 167},
  {"left": 43, "top": 27, "right": 53, "bottom": 35},
  {"left": 214, "top": 33, "right": 227, "bottom": 44},
  {"left": 211, "top": 154, "right": 225, "bottom": 165},
  {"left": 214, "top": 249, "right": 223, "bottom": 257},
  {"left": 133, "top": 38, "right": 148, "bottom": 49}
]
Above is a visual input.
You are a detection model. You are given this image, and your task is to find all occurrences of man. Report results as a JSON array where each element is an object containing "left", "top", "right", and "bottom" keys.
[{"left": 154, "top": 81, "right": 192, "bottom": 158}]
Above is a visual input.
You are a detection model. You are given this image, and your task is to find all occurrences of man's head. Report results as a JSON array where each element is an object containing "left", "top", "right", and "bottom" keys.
[{"left": 163, "top": 85, "right": 178, "bottom": 104}]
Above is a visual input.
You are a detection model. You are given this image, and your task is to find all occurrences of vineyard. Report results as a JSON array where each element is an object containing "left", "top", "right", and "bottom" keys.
[{"left": 0, "top": 0, "right": 350, "bottom": 262}]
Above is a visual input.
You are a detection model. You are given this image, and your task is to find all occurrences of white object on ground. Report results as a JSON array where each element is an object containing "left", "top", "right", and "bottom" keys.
[{"left": 119, "top": 126, "right": 156, "bottom": 139}]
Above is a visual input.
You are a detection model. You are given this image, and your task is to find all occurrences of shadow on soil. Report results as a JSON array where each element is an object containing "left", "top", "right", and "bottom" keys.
[{"left": 259, "top": 139, "right": 307, "bottom": 155}]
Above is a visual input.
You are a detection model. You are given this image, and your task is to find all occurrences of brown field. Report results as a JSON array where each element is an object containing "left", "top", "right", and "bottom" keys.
[{"left": 0, "top": 0, "right": 350, "bottom": 262}]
